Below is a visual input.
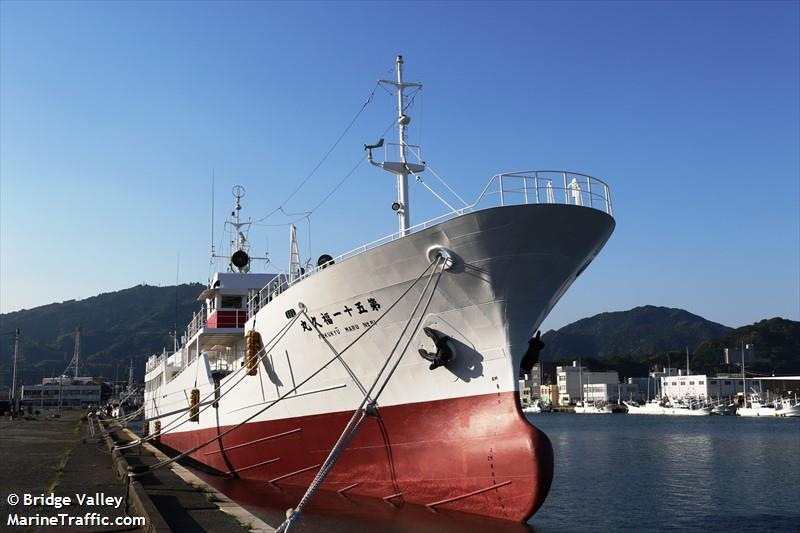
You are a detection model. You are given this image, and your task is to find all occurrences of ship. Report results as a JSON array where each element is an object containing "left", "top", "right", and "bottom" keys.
[{"left": 144, "top": 56, "right": 616, "bottom": 524}]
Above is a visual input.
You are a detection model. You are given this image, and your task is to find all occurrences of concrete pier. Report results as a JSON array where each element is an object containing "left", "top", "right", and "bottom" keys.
[{"left": 0, "top": 411, "right": 274, "bottom": 532}]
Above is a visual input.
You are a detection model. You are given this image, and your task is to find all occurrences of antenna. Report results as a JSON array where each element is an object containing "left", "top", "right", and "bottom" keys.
[
  {"left": 211, "top": 169, "right": 215, "bottom": 259},
  {"left": 175, "top": 252, "right": 180, "bottom": 347}
]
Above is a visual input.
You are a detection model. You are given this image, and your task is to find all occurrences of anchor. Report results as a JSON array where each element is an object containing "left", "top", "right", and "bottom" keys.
[{"left": 418, "top": 327, "right": 456, "bottom": 370}]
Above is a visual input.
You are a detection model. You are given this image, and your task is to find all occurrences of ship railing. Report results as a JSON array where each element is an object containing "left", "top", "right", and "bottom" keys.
[
  {"left": 247, "top": 272, "right": 290, "bottom": 317},
  {"left": 185, "top": 307, "right": 207, "bottom": 340},
  {"left": 247, "top": 170, "right": 612, "bottom": 318}
]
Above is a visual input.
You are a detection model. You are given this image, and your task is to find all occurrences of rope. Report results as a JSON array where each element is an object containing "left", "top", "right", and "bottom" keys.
[
  {"left": 131, "top": 259, "right": 439, "bottom": 476},
  {"left": 278, "top": 256, "right": 446, "bottom": 532},
  {"left": 88, "top": 405, "right": 145, "bottom": 441},
  {"left": 116, "top": 314, "right": 300, "bottom": 451}
]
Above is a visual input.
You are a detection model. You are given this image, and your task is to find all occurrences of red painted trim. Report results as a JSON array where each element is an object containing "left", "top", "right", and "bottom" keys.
[{"left": 208, "top": 310, "right": 247, "bottom": 329}]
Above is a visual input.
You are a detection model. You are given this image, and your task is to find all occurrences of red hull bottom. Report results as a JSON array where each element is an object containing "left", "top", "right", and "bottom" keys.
[{"left": 161, "top": 391, "right": 553, "bottom": 522}]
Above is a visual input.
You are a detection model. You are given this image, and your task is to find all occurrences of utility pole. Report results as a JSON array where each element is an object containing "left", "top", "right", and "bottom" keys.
[{"left": 11, "top": 329, "right": 20, "bottom": 414}]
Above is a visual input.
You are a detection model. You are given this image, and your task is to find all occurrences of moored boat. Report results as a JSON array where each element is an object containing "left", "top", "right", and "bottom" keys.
[
  {"left": 662, "top": 397, "right": 712, "bottom": 416},
  {"left": 738, "top": 393, "right": 776, "bottom": 417},
  {"left": 144, "top": 56, "right": 616, "bottom": 524},
  {"left": 624, "top": 399, "right": 666, "bottom": 415},
  {"left": 574, "top": 400, "right": 613, "bottom": 414},
  {"left": 774, "top": 396, "right": 800, "bottom": 417}
]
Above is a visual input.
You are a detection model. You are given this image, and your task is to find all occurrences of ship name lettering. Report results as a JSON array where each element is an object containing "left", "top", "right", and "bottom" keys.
[{"left": 344, "top": 324, "right": 360, "bottom": 332}]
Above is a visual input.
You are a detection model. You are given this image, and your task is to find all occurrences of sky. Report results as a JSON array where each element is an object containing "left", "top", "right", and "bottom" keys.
[{"left": 1, "top": 1, "right": 798, "bottom": 331}]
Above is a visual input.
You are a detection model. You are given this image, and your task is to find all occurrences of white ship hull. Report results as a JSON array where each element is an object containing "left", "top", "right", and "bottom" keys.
[{"left": 145, "top": 201, "right": 614, "bottom": 521}]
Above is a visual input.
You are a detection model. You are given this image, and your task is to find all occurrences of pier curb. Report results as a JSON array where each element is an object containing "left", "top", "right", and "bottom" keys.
[
  {"left": 102, "top": 428, "right": 173, "bottom": 533},
  {"left": 99, "top": 418, "right": 275, "bottom": 533},
  {"left": 118, "top": 428, "right": 276, "bottom": 533}
]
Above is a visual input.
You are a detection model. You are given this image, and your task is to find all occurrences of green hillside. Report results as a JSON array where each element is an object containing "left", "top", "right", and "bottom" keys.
[
  {"left": 541, "top": 305, "right": 733, "bottom": 361},
  {"left": 0, "top": 283, "right": 205, "bottom": 386}
]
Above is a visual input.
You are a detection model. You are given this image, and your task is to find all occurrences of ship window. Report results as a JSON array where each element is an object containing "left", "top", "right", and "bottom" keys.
[
  {"left": 724, "top": 381, "right": 731, "bottom": 385},
  {"left": 711, "top": 380, "right": 717, "bottom": 384},
  {"left": 221, "top": 296, "right": 243, "bottom": 309},
  {"left": 689, "top": 381, "right": 695, "bottom": 385},
  {"left": 699, "top": 381, "right": 704, "bottom": 385}
]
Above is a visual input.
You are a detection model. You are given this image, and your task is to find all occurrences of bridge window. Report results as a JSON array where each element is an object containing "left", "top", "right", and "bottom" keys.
[{"left": 221, "top": 296, "right": 243, "bottom": 309}]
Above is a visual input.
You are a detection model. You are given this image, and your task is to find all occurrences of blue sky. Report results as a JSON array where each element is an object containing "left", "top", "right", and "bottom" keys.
[{"left": 1, "top": 1, "right": 798, "bottom": 331}]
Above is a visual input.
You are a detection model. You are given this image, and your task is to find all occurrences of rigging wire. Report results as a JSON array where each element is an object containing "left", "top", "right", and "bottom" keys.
[
  {"left": 254, "top": 82, "right": 381, "bottom": 224},
  {"left": 116, "top": 314, "right": 301, "bottom": 450}
]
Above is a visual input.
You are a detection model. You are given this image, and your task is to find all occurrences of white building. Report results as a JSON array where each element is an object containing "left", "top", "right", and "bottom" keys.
[
  {"left": 519, "top": 373, "right": 533, "bottom": 406},
  {"left": 540, "top": 384, "right": 558, "bottom": 406},
  {"left": 584, "top": 382, "right": 640, "bottom": 403},
  {"left": 660, "top": 372, "right": 764, "bottom": 400},
  {"left": 556, "top": 362, "right": 619, "bottom": 405},
  {"left": 660, "top": 373, "right": 709, "bottom": 399},
  {"left": 22, "top": 376, "right": 102, "bottom": 408}
]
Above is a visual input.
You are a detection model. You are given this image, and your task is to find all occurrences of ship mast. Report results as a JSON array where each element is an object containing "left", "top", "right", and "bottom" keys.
[
  {"left": 212, "top": 185, "right": 268, "bottom": 273},
  {"left": 368, "top": 55, "right": 424, "bottom": 236}
]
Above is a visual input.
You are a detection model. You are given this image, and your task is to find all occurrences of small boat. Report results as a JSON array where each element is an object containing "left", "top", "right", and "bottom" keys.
[
  {"left": 522, "top": 399, "right": 552, "bottom": 414},
  {"left": 774, "top": 395, "right": 800, "bottom": 418},
  {"left": 710, "top": 401, "right": 737, "bottom": 416},
  {"left": 662, "top": 397, "right": 711, "bottom": 416},
  {"left": 624, "top": 399, "right": 665, "bottom": 415},
  {"left": 574, "top": 400, "right": 613, "bottom": 414},
  {"left": 738, "top": 393, "right": 776, "bottom": 417}
]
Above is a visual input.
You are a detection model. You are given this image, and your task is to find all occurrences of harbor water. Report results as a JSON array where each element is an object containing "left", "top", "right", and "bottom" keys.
[
  {"left": 194, "top": 413, "right": 800, "bottom": 532},
  {"left": 529, "top": 413, "right": 800, "bottom": 532}
]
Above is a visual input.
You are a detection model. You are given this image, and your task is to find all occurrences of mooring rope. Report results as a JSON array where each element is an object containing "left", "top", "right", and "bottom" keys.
[
  {"left": 130, "top": 258, "right": 439, "bottom": 476},
  {"left": 116, "top": 313, "right": 300, "bottom": 451},
  {"left": 277, "top": 255, "right": 447, "bottom": 532}
]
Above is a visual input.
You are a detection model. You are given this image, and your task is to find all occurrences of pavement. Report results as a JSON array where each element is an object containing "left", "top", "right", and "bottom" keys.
[
  {"left": 0, "top": 410, "right": 133, "bottom": 532},
  {"left": 0, "top": 410, "right": 271, "bottom": 533}
]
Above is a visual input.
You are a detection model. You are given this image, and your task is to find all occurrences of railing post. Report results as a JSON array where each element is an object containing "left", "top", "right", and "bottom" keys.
[
  {"left": 535, "top": 173, "right": 540, "bottom": 203},
  {"left": 586, "top": 177, "right": 593, "bottom": 208},
  {"left": 524, "top": 176, "right": 529, "bottom": 204},
  {"left": 604, "top": 184, "right": 612, "bottom": 216},
  {"left": 563, "top": 172, "right": 569, "bottom": 204},
  {"left": 499, "top": 175, "right": 505, "bottom": 206}
]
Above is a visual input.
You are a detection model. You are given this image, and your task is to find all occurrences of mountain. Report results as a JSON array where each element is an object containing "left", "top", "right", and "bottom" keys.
[
  {"left": 540, "top": 305, "right": 733, "bottom": 361},
  {"left": 692, "top": 317, "right": 800, "bottom": 375},
  {"left": 0, "top": 283, "right": 205, "bottom": 387}
]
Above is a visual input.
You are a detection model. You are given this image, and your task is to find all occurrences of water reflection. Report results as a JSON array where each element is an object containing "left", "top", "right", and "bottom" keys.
[
  {"left": 527, "top": 413, "right": 800, "bottom": 532},
  {"left": 179, "top": 414, "right": 799, "bottom": 532}
]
